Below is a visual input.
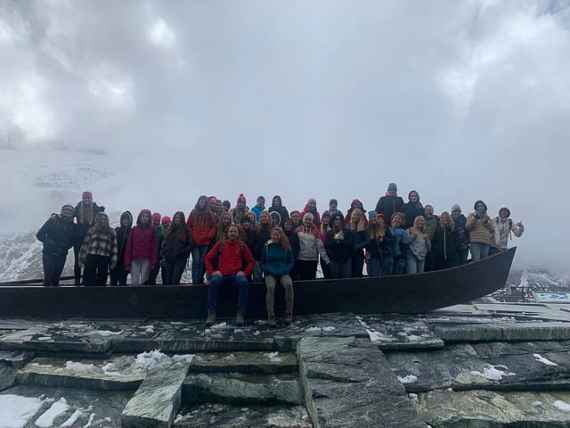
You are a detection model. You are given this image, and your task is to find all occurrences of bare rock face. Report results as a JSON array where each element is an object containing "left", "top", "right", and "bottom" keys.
[
  {"left": 0, "top": 362, "right": 16, "bottom": 391},
  {"left": 417, "top": 390, "right": 570, "bottom": 427},
  {"left": 298, "top": 336, "right": 424, "bottom": 428}
]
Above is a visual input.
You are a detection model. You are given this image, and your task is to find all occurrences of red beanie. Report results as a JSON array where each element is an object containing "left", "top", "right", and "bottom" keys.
[{"left": 161, "top": 216, "right": 171, "bottom": 226}]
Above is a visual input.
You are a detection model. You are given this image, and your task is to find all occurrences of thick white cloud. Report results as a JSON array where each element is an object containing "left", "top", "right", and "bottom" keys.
[{"left": 0, "top": 0, "right": 569, "bottom": 271}]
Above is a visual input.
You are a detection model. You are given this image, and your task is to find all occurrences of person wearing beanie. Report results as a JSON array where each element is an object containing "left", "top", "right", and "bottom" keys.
[
  {"left": 124, "top": 209, "right": 157, "bottom": 285},
  {"left": 451, "top": 204, "right": 469, "bottom": 264},
  {"left": 110, "top": 211, "right": 133, "bottom": 286},
  {"left": 222, "top": 200, "right": 231, "bottom": 212},
  {"left": 161, "top": 212, "right": 192, "bottom": 285},
  {"left": 268, "top": 195, "right": 289, "bottom": 226},
  {"left": 36, "top": 205, "right": 79, "bottom": 286},
  {"left": 493, "top": 207, "right": 524, "bottom": 252},
  {"left": 73, "top": 191, "right": 105, "bottom": 285},
  {"left": 188, "top": 196, "right": 218, "bottom": 284},
  {"left": 375, "top": 183, "right": 404, "bottom": 226},
  {"left": 80, "top": 213, "right": 118, "bottom": 286},
  {"left": 147, "top": 212, "right": 164, "bottom": 285},
  {"left": 161, "top": 216, "right": 172, "bottom": 228},
  {"left": 251, "top": 196, "right": 267, "bottom": 223},
  {"left": 402, "top": 191, "right": 425, "bottom": 229},
  {"left": 205, "top": 225, "right": 255, "bottom": 326},
  {"left": 302, "top": 199, "right": 321, "bottom": 227},
  {"left": 466, "top": 200, "right": 495, "bottom": 261},
  {"left": 230, "top": 194, "right": 250, "bottom": 225}
]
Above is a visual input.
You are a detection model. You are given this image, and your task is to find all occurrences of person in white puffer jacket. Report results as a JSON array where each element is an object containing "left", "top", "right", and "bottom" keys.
[{"left": 493, "top": 207, "right": 524, "bottom": 251}]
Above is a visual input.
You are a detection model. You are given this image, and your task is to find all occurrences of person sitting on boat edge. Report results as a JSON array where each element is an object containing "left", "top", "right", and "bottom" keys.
[
  {"left": 492, "top": 207, "right": 524, "bottom": 253},
  {"left": 188, "top": 195, "right": 218, "bottom": 285},
  {"left": 110, "top": 211, "right": 133, "bottom": 286},
  {"left": 251, "top": 196, "right": 266, "bottom": 223},
  {"left": 389, "top": 212, "right": 408, "bottom": 275},
  {"left": 451, "top": 204, "right": 469, "bottom": 265},
  {"left": 324, "top": 213, "right": 354, "bottom": 279},
  {"left": 254, "top": 212, "right": 273, "bottom": 282},
  {"left": 296, "top": 212, "right": 330, "bottom": 280},
  {"left": 161, "top": 212, "right": 192, "bottom": 285},
  {"left": 432, "top": 211, "right": 459, "bottom": 270},
  {"left": 260, "top": 227, "right": 295, "bottom": 326},
  {"left": 80, "top": 212, "right": 118, "bottom": 286},
  {"left": 365, "top": 213, "right": 394, "bottom": 277},
  {"left": 466, "top": 200, "right": 495, "bottom": 261},
  {"left": 204, "top": 225, "right": 255, "bottom": 326},
  {"left": 375, "top": 183, "right": 404, "bottom": 226},
  {"left": 36, "top": 204, "right": 79, "bottom": 287},
  {"left": 404, "top": 215, "right": 431, "bottom": 274},
  {"left": 124, "top": 209, "right": 158, "bottom": 285},
  {"left": 73, "top": 191, "right": 105, "bottom": 285}
]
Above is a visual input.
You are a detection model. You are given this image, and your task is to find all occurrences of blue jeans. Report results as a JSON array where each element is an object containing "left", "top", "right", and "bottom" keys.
[
  {"left": 192, "top": 245, "right": 209, "bottom": 284},
  {"left": 406, "top": 254, "right": 425, "bottom": 274},
  {"left": 208, "top": 274, "right": 249, "bottom": 314},
  {"left": 470, "top": 243, "right": 490, "bottom": 261}
]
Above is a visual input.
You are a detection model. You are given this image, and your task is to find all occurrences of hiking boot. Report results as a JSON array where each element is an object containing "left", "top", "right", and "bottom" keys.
[
  {"left": 236, "top": 312, "right": 245, "bottom": 326},
  {"left": 206, "top": 310, "right": 216, "bottom": 327},
  {"left": 267, "top": 315, "right": 277, "bottom": 328},
  {"left": 284, "top": 313, "right": 293, "bottom": 325}
]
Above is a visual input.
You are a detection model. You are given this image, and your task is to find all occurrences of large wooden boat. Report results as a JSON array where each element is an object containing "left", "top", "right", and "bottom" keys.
[{"left": 0, "top": 248, "right": 516, "bottom": 319}]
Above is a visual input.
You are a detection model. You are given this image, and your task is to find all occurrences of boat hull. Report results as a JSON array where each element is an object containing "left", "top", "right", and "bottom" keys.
[{"left": 0, "top": 248, "right": 516, "bottom": 319}]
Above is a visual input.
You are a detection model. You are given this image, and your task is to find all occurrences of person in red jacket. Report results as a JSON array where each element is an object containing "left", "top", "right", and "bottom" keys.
[
  {"left": 188, "top": 195, "right": 218, "bottom": 284},
  {"left": 124, "top": 209, "right": 157, "bottom": 285},
  {"left": 205, "top": 225, "right": 255, "bottom": 326}
]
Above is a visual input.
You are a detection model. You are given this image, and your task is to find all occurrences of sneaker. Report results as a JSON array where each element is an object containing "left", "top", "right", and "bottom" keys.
[
  {"left": 236, "top": 312, "right": 245, "bottom": 326},
  {"left": 206, "top": 310, "right": 216, "bottom": 327}
]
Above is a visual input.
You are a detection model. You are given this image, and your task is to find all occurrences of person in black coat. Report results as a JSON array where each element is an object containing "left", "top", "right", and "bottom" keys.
[
  {"left": 161, "top": 212, "right": 192, "bottom": 285},
  {"left": 268, "top": 195, "right": 289, "bottom": 227},
  {"left": 375, "top": 183, "right": 404, "bottom": 226},
  {"left": 365, "top": 214, "right": 394, "bottom": 277},
  {"left": 110, "top": 211, "right": 133, "bottom": 286},
  {"left": 432, "top": 212, "right": 460, "bottom": 270},
  {"left": 36, "top": 205, "right": 79, "bottom": 286},
  {"left": 402, "top": 190, "right": 425, "bottom": 229},
  {"left": 283, "top": 219, "right": 300, "bottom": 280},
  {"left": 451, "top": 204, "right": 469, "bottom": 264},
  {"left": 324, "top": 214, "right": 354, "bottom": 279}
]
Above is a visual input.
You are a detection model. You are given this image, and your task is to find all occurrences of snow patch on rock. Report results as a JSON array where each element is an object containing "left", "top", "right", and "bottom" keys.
[
  {"left": 0, "top": 394, "right": 44, "bottom": 428},
  {"left": 397, "top": 375, "right": 418, "bottom": 384},
  {"left": 35, "top": 397, "right": 69, "bottom": 427},
  {"left": 554, "top": 400, "right": 570, "bottom": 412},
  {"left": 470, "top": 365, "right": 515, "bottom": 381},
  {"left": 533, "top": 353, "right": 558, "bottom": 366}
]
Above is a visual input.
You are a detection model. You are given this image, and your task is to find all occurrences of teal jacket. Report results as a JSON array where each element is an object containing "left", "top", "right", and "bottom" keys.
[{"left": 260, "top": 241, "right": 294, "bottom": 277}]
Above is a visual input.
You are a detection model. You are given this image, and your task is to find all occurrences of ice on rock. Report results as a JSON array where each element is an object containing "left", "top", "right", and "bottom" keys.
[
  {"left": 60, "top": 409, "right": 83, "bottom": 427},
  {"left": 0, "top": 394, "right": 44, "bottom": 428},
  {"left": 554, "top": 400, "right": 570, "bottom": 412},
  {"left": 470, "top": 365, "right": 515, "bottom": 381},
  {"left": 533, "top": 353, "right": 558, "bottom": 366},
  {"left": 398, "top": 375, "right": 418, "bottom": 384},
  {"left": 35, "top": 397, "right": 69, "bottom": 427}
]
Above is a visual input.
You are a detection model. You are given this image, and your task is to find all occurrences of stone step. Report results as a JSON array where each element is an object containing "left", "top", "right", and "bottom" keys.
[
  {"left": 174, "top": 403, "right": 311, "bottom": 427},
  {"left": 189, "top": 352, "right": 297, "bottom": 374},
  {"left": 122, "top": 358, "right": 192, "bottom": 428},
  {"left": 182, "top": 373, "right": 303, "bottom": 405},
  {"left": 16, "top": 356, "right": 146, "bottom": 391},
  {"left": 416, "top": 389, "right": 570, "bottom": 427},
  {"left": 356, "top": 316, "right": 444, "bottom": 350}
]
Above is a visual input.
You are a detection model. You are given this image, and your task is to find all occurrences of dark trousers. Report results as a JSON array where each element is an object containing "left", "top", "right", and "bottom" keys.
[
  {"left": 297, "top": 260, "right": 318, "bottom": 280},
  {"left": 208, "top": 274, "right": 249, "bottom": 314},
  {"left": 147, "top": 264, "right": 160, "bottom": 285},
  {"left": 73, "top": 244, "right": 82, "bottom": 285},
  {"left": 83, "top": 254, "right": 110, "bottom": 286},
  {"left": 43, "top": 253, "right": 67, "bottom": 287},
  {"left": 458, "top": 248, "right": 469, "bottom": 265},
  {"left": 393, "top": 256, "right": 406, "bottom": 275},
  {"left": 367, "top": 257, "right": 383, "bottom": 277},
  {"left": 424, "top": 251, "right": 434, "bottom": 272},
  {"left": 351, "top": 253, "right": 364, "bottom": 278},
  {"left": 110, "top": 264, "right": 128, "bottom": 286},
  {"left": 330, "top": 259, "right": 352, "bottom": 279},
  {"left": 320, "top": 258, "right": 331, "bottom": 279},
  {"left": 163, "top": 257, "right": 188, "bottom": 285}
]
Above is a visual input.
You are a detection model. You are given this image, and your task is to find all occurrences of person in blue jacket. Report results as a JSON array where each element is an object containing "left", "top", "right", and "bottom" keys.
[{"left": 260, "top": 227, "right": 295, "bottom": 326}]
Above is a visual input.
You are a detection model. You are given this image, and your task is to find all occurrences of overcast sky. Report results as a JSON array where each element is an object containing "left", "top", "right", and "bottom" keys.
[{"left": 0, "top": 0, "right": 569, "bottom": 271}]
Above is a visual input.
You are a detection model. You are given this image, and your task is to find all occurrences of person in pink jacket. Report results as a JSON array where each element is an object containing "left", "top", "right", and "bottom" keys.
[{"left": 124, "top": 209, "right": 157, "bottom": 285}]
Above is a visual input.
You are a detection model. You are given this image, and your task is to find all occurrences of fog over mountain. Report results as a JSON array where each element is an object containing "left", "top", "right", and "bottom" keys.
[{"left": 1, "top": 0, "right": 569, "bottom": 273}]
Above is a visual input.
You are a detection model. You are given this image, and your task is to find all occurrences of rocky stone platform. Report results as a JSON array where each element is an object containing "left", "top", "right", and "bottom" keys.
[{"left": 2, "top": 303, "right": 570, "bottom": 426}]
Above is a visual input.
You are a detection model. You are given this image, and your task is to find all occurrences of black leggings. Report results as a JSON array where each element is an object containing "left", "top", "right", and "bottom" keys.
[
  {"left": 297, "top": 260, "right": 318, "bottom": 280},
  {"left": 83, "top": 255, "right": 110, "bottom": 286}
]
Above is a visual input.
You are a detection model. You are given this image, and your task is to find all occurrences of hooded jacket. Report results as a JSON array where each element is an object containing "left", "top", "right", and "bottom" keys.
[
  {"left": 432, "top": 224, "right": 459, "bottom": 268},
  {"left": 187, "top": 201, "right": 218, "bottom": 246},
  {"left": 402, "top": 192, "right": 425, "bottom": 229},
  {"left": 260, "top": 241, "right": 294, "bottom": 277},
  {"left": 161, "top": 224, "right": 192, "bottom": 262},
  {"left": 268, "top": 196, "right": 289, "bottom": 226},
  {"left": 114, "top": 211, "right": 133, "bottom": 266},
  {"left": 375, "top": 195, "right": 404, "bottom": 226},
  {"left": 124, "top": 210, "right": 158, "bottom": 268},
  {"left": 36, "top": 215, "right": 78, "bottom": 257},
  {"left": 205, "top": 239, "right": 255, "bottom": 276}
]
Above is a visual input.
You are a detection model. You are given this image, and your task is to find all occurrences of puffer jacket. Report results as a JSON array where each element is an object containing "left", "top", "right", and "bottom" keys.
[
  {"left": 187, "top": 209, "right": 217, "bottom": 246},
  {"left": 260, "top": 242, "right": 294, "bottom": 277},
  {"left": 466, "top": 214, "right": 495, "bottom": 246},
  {"left": 124, "top": 226, "right": 157, "bottom": 268},
  {"left": 36, "top": 215, "right": 79, "bottom": 257}
]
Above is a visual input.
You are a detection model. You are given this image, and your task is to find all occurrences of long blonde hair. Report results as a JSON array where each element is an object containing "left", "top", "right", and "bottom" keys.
[{"left": 410, "top": 216, "right": 428, "bottom": 239}]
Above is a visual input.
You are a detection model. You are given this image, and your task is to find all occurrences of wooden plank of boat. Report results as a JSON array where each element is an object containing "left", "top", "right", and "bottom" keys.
[{"left": 0, "top": 248, "right": 516, "bottom": 319}]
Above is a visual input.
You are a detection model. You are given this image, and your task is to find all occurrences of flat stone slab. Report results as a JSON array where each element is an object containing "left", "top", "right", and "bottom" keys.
[
  {"left": 416, "top": 389, "right": 570, "bottom": 427},
  {"left": 0, "top": 362, "right": 16, "bottom": 391},
  {"left": 122, "top": 358, "right": 192, "bottom": 427},
  {"left": 298, "top": 336, "right": 424, "bottom": 428},
  {"left": 189, "top": 352, "right": 297, "bottom": 374},
  {"left": 357, "top": 316, "right": 444, "bottom": 350},
  {"left": 386, "top": 341, "right": 570, "bottom": 393},
  {"left": 0, "top": 384, "right": 129, "bottom": 427},
  {"left": 17, "top": 356, "right": 145, "bottom": 390},
  {"left": 432, "top": 321, "right": 570, "bottom": 342},
  {"left": 183, "top": 373, "right": 302, "bottom": 405},
  {"left": 174, "top": 403, "right": 311, "bottom": 427},
  {"left": 0, "top": 350, "right": 35, "bottom": 368}
]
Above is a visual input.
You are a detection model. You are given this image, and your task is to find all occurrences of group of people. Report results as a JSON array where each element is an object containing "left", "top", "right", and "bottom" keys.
[{"left": 36, "top": 184, "right": 525, "bottom": 325}]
